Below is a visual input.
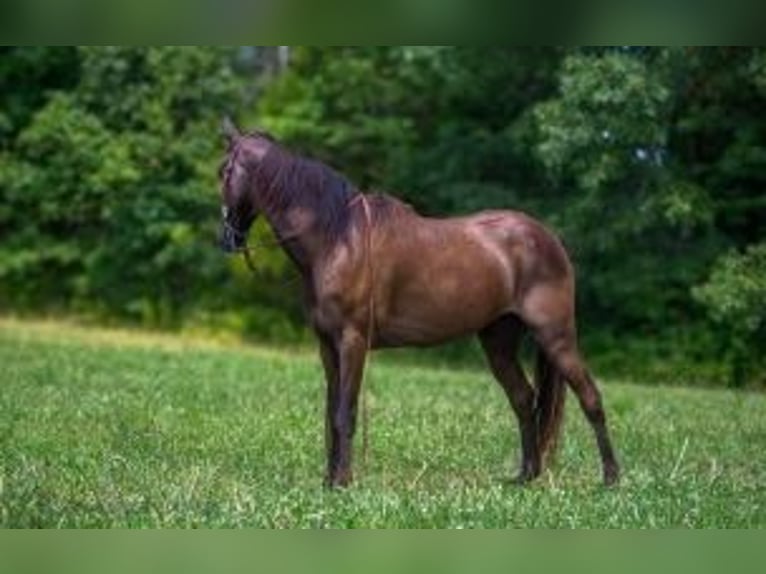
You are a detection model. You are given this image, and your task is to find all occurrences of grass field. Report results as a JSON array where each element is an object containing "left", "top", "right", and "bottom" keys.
[{"left": 0, "top": 318, "right": 763, "bottom": 528}]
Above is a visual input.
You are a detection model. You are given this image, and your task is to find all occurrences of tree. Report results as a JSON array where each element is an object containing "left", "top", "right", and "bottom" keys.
[{"left": 0, "top": 47, "right": 242, "bottom": 324}]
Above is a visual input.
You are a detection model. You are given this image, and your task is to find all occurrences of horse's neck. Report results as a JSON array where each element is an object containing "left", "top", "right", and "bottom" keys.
[
  {"left": 251, "top": 152, "right": 350, "bottom": 274},
  {"left": 262, "top": 201, "right": 324, "bottom": 273}
]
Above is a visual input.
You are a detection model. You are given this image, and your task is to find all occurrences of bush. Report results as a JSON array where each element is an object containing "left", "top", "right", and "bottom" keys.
[{"left": 693, "top": 242, "right": 766, "bottom": 386}]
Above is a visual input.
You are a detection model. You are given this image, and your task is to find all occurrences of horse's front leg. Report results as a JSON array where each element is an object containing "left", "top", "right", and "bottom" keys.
[
  {"left": 318, "top": 333, "right": 339, "bottom": 475},
  {"left": 326, "top": 328, "right": 367, "bottom": 488}
]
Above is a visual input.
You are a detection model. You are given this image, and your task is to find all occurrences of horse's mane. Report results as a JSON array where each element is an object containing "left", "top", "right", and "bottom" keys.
[{"left": 248, "top": 134, "right": 412, "bottom": 239}]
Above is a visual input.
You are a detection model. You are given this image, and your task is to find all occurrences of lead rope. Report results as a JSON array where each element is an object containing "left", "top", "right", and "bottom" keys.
[
  {"left": 241, "top": 245, "right": 258, "bottom": 273},
  {"left": 358, "top": 194, "right": 374, "bottom": 472},
  {"left": 237, "top": 194, "right": 375, "bottom": 473}
]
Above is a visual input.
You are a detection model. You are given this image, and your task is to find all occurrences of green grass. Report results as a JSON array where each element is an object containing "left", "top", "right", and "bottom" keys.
[{"left": 0, "top": 318, "right": 763, "bottom": 528}]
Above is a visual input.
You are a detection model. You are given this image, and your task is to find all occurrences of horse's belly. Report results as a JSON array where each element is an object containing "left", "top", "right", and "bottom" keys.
[
  {"left": 377, "top": 313, "right": 494, "bottom": 347},
  {"left": 376, "top": 267, "right": 511, "bottom": 347}
]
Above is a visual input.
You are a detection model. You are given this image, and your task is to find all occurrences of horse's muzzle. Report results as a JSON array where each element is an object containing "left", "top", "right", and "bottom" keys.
[{"left": 219, "top": 223, "right": 245, "bottom": 253}]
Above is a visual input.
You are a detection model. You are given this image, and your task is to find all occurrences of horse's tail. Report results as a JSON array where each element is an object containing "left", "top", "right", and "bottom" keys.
[{"left": 534, "top": 348, "right": 566, "bottom": 465}]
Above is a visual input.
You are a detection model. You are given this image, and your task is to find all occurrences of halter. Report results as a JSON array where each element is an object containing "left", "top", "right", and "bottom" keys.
[
  {"left": 220, "top": 136, "right": 297, "bottom": 271},
  {"left": 220, "top": 206, "right": 249, "bottom": 242}
]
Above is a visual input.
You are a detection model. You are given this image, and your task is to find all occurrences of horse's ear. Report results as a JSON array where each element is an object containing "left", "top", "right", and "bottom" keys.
[{"left": 221, "top": 116, "right": 240, "bottom": 143}]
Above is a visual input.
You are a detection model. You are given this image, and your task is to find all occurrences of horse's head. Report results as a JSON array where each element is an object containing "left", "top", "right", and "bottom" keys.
[{"left": 218, "top": 117, "right": 271, "bottom": 253}]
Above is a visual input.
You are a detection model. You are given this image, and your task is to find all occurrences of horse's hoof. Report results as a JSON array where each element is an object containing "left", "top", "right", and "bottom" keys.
[
  {"left": 325, "top": 472, "right": 353, "bottom": 489},
  {"left": 603, "top": 464, "right": 620, "bottom": 487},
  {"left": 511, "top": 471, "right": 538, "bottom": 486},
  {"left": 325, "top": 480, "right": 348, "bottom": 490}
]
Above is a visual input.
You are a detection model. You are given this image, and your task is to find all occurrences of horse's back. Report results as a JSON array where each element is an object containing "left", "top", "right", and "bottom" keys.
[
  {"left": 397, "top": 207, "right": 572, "bottom": 288},
  {"left": 370, "top": 206, "right": 573, "bottom": 346}
]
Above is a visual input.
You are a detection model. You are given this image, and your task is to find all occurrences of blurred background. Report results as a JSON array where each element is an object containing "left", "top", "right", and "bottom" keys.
[{"left": 0, "top": 46, "right": 763, "bottom": 387}]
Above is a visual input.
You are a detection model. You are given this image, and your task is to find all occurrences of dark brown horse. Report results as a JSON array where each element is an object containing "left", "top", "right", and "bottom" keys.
[{"left": 218, "top": 120, "right": 619, "bottom": 488}]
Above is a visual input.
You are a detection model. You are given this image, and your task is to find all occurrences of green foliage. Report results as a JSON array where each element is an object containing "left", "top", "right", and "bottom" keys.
[
  {"left": 534, "top": 51, "right": 670, "bottom": 195},
  {"left": 0, "top": 47, "right": 241, "bottom": 324},
  {"left": 258, "top": 47, "right": 562, "bottom": 213},
  {"left": 2, "top": 320, "right": 764, "bottom": 527},
  {"left": 258, "top": 47, "right": 429, "bottom": 187},
  {"left": 693, "top": 243, "right": 766, "bottom": 386},
  {"left": 0, "top": 47, "right": 79, "bottom": 143},
  {"left": 694, "top": 243, "right": 766, "bottom": 331}
]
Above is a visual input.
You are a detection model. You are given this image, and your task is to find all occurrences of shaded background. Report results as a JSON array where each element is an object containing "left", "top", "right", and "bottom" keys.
[{"left": 0, "top": 46, "right": 764, "bottom": 386}]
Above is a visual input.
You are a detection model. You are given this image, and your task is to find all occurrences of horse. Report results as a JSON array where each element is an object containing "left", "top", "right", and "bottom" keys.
[{"left": 217, "top": 119, "right": 620, "bottom": 488}]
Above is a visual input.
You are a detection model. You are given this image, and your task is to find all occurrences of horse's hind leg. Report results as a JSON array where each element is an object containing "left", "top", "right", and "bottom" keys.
[
  {"left": 533, "top": 323, "right": 620, "bottom": 485},
  {"left": 479, "top": 315, "right": 540, "bottom": 483}
]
